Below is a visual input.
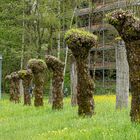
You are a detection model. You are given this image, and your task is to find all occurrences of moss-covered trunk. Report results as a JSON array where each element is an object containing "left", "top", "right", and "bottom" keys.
[
  {"left": 14, "top": 79, "right": 20, "bottom": 103},
  {"left": 28, "top": 59, "right": 46, "bottom": 107},
  {"left": 106, "top": 10, "right": 140, "bottom": 122},
  {"left": 127, "top": 40, "right": 140, "bottom": 122},
  {"left": 45, "top": 55, "right": 64, "bottom": 110},
  {"left": 76, "top": 59, "right": 94, "bottom": 116},
  {"left": 9, "top": 80, "right": 15, "bottom": 102},
  {"left": 65, "top": 29, "right": 97, "bottom": 117},
  {"left": 34, "top": 73, "right": 44, "bottom": 106},
  {"left": 52, "top": 72, "right": 63, "bottom": 110},
  {"left": 23, "top": 80, "right": 31, "bottom": 105}
]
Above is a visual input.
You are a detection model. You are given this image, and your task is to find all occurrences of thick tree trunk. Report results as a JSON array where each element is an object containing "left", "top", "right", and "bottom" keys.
[
  {"left": 116, "top": 41, "right": 129, "bottom": 109},
  {"left": 127, "top": 40, "right": 140, "bottom": 122},
  {"left": 9, "top": 80, "right": 15, "bottom": 102},
  {"left": 107, "top": 10, "right": 140, "bottom": 122},
  {"left": 70, "top": 56, "right": 77, "bottom": 106},
  {"left": 45, "top": 55, "right": 64, "bottom": 110},
  {"left": 28, "top": 59, "right": 46, "bottom": 107},
  {"left": 52, "top": 72, "right": 63, "bottom": 110},
  {"left": 23, "top": 80, "right": 31, "bottom": 105},
  {"left": 14, "top": 79, "right": 20, "bottom": 103},
  {"left": 34, "top": 73, "right": 44, "bottom": 106},
  {"left": 18, "top": 69, "right": 33, "bottom": 106},
  {"left": 76, "top": 59, "right": 94, "bottom": 116},
  {"left": 65, "top": 29, "right": 97, "bottom": 117}
]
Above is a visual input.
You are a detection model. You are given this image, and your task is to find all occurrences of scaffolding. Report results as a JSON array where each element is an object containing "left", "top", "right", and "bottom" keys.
[
  {"left": 77, "top": 0, "right": 140, "bottom": 16},
  {"left": 77, "top": 0, "right": 140, "bottom": 91}
]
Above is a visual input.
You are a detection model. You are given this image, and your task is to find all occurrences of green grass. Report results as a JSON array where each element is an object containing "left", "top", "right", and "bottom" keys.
[{"left": 0, "top": 95, "right": 140, "bottom": 140}]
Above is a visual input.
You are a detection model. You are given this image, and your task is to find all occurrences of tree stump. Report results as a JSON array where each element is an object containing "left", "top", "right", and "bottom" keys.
[
  {"left": 45, "top": 55, "right": 64, "bottom": 110},
  {"left": 65, "top": 29, "right": 97, "bottom": 117},
  {"left": 28, "top": 59, "right": 47, "bottom": 107},
  {"left": 107, "top": 10, "right": 140, "bottom": 122},
  {"left": 18, "top": 69, "right": 33, "bottom": 105}
]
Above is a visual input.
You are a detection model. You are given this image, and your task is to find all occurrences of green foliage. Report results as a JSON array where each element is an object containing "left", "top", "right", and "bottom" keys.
[
  {"left": 0, "top": 96, "right": 140, "bottom": 140},
  {"left": 65, "top": 28, "right": 97, "bottom": 47},
  {"left": 65, "top": 29, "right": 97, "bottom": 59}
]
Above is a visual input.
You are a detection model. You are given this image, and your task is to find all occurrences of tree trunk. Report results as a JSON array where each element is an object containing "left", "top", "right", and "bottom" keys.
[
  {"left": 70, "top": 56, "right": 77, "bottom": 106},
  {"left": 45, "top": 55, "right": 64, "bottom": 110},
  {"left": 107, "top": 10, "right": 140, "bottom": 122},
  {"left": 23, "top": 80, "right": 31, "bottom": 105},
  {"left": 116, "top": 41, "right": 129, "bottom": 109},
  {"left": 65, "top": 29, "right": 97, "bottom": 117},
  {"left": 76, "top": 59, "right": 94, "bottom": 116},
  {"left": 14, "top": 79, "right": 20, "bottom": 103},
  {"left": 128, "top": 40, "right": 140, "bottom": 122},
  {"left": 52, "top": 72, "right": 63, "bottom": 110},
  {"left": 34, "top": 73, "right": 44, "bottom": 106},
  {"left": 10, "top": 80, "right": 15, "bottom": 102}
]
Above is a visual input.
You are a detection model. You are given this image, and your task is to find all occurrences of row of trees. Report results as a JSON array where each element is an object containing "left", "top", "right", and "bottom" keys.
[
  {"left": 6, "top": 14, "right": 140, "bottom": 122},
  {"left": 6, "top": 28, "right": 97, "bottom": 117},
  {"left": 0, "top": 0, "right": 88, "bottom": 94},
  {"left": 6, "top": 56, "right": 64, "bottom": 110}
]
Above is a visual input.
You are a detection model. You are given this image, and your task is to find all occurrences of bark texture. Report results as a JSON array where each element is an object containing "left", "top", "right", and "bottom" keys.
[
  {"left": 45, "top": 55, "right": 64, "bottom": 110},
  {"left": 28, "top": 59, "right": 47, "bottom": 107},
  {"left": 70, "top": 55, "right": 77, "bottom": 106},
  {"left": 18, "top": 69, "right": 33, "bottom": 105},
  {"left": 107, "top": 10, "right": 140, "bottom": 122},
  {"left": 116, "top": 41, "right": 129, "bottom": 109},
  {"left": 5, "top": 75, "right": 15, "bottom": 102},
  {"left": 65, "top": 29, "right": 97, "bottom": 117},
  {"left": 6, "top": 72, "right": 20, "bottom": 103}
]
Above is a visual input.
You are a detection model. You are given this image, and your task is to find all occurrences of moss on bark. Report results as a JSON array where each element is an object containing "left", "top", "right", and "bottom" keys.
[
  {"left": 45, "top": 55, "right": 64, "bottom": 110},
  {"left": 6, "top": 72, "right": 20, "bottom": 103},
  {"left": 5, "top": 75, "right": 15, "bottom": 102},
  {"left": 28, "top": 59, "right": 47, "bottom": 107},
  {"left": 65, "top": 29, "right": 97, "bottom": 117},
  {"left": 11, "top": 72, "right": 20, "bottom": 103},
  {"left": 107, "top": 10, "right": 140, "bottom": 122},
  {"left": 18, "top": 69, "right": 33, "bottom": 105}
]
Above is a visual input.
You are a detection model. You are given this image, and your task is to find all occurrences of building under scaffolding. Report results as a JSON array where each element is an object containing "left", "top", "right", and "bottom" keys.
[{"left": 76, "top": 0, "right": 140, "bottom": 92}]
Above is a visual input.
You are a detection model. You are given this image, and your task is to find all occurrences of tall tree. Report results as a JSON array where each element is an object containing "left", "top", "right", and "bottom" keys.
[{"left": 107, "top": 10, "right": 140, "bottom": 122}]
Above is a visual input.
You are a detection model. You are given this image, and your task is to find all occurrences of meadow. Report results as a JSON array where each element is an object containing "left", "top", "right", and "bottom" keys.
[{"left": 0, "top": 95, "right": 140, "bottom": 140}]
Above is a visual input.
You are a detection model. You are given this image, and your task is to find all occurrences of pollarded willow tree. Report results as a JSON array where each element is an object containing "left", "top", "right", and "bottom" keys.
[
  {"left": 106, "top": 10, "right": 140, "bottom": 122},
  {"left": 7, "top": 72, "right": 20, "bottom": 103},
  {"left": 12, "top": 72, "right": 21, "bottom": 103},
  {"left": 65, "top": 29, "right": 97, "bottom": 117},
  {"left": 5, "top": 75, "right": 15, "bottom": 102},
  {"left": 45, "top": 55, "right": 64, "bottom": 110},
  {"left": 28, "top": 59, "right": 47, "bottom": 107},
  {"left": 18, "top": 69, "right": 33, "bottom": 105}
]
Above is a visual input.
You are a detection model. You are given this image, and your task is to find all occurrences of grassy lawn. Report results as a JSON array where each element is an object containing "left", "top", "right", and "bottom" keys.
[{"left": 0, "top": 95, "right": 140, "bottom": 140}]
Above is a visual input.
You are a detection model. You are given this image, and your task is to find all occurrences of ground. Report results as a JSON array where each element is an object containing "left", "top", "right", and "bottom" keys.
[{"left": 0, "top": 95, "right": 140, "bottom": 140}]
